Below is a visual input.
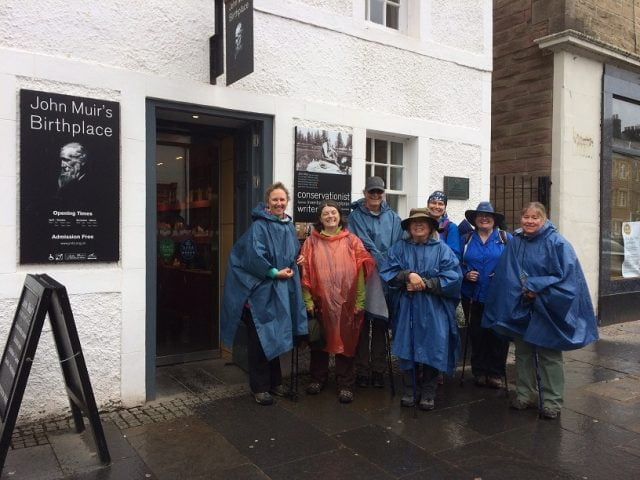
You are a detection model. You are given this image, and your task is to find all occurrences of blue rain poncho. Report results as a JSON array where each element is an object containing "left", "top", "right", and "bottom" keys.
[
  {"left": 221, "top": 203, "right": 308, "bottom": 360},
  {"left": 348, "top": 198, "right": 403, "bottom": 266},
  {"left": 482, "top": 221, "right": 598, "bottom": 351},
  {"left": 379, "top": 238, "right": 462, "bottom": 373}
]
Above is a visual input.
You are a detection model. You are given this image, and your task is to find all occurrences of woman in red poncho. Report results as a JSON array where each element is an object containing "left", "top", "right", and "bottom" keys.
[{"left": 301, "top": 200, "right": 374, "bottom": 403}]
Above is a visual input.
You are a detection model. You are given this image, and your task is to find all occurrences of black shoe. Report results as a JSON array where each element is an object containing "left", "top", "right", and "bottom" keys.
[
  {"left": 356, "top": 375, "right": 369, "bottom": 388},
  {"left": 253, "top": 392, "right": 274, "bottom": 406},
  {"left": 371, "top": 372, "right": 384, "bottom": 388},
  {"left": 473, "top": 375, "right": 486, "bottom": 387},
  {"left": 419, "top": 397, "right": 435, "bottom": 411},
  {"left": 305, "top": 382, "right": 323, "bottom": 395},
  {"left": 400, "top": 393, "right": 416, "bottom": 407},
  {"left": 542, "top": 407, "right": 560, "bottom": 419},
  {"left": 338, "top": 389, "right": 354, "bottom": 403},
  {"left": 269, "top": 385, "right": 287, "bottom": 397}
]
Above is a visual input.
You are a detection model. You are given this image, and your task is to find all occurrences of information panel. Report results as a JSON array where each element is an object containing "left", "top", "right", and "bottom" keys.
[{"left": 19, "top": 89, "right": 120, "bottom": 264}]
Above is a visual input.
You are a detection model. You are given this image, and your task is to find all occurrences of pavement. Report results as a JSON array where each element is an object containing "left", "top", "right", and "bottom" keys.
[{"left": 2, "top": 320, "right": 640, "bottom": 480}]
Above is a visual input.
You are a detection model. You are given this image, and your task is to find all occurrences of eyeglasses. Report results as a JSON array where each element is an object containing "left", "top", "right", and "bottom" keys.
[{"left": 367, "top": 190, "right": 384, "bottom": 195}]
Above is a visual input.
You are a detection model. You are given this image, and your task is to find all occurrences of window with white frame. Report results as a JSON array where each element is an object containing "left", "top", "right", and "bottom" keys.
[
  {"left": 365, "top": 135, "right": 406, "bottom": 214},
  {"left": 618, "top": 189, "right": 627, "bottom": 207},
  {"left": 366, "top": 0, "right": 403, "bottom": 31}
]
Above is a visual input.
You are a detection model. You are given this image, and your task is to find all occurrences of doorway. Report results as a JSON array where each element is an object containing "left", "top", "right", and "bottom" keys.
[{"left": 146, "top": 102, "right": 273, "bottom": 399}]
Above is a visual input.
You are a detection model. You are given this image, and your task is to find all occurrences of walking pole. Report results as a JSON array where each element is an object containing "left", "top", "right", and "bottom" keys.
[
  {"left": 408, "top": 292, "right": 418, "bottom": 418},
  {"left": 532, "top": 346, "right": 544, "bottom": 419},
  {"left": 288, "top": 345, "right": 299, "bottom": 402},
  {"left": 385, "top": 328, "right": 395, "bottom": 397},
  {"left": 501, "top": 340, "right": 510, "bottom": 398},
  {"left": 459, "top": 297, "right": 473, "bottom": 386}
]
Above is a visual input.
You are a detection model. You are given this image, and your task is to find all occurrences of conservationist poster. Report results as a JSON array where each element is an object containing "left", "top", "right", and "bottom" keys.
[{"left": 19, "top": 89, "right": 120, "bottom": 264}]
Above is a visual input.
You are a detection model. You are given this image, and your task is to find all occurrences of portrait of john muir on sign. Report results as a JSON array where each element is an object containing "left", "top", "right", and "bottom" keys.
[{"left": 55, "top": 142, "right": 91, "bottom": 203}]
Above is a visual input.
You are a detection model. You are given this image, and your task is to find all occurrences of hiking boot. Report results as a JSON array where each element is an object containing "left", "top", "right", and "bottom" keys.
[
  {"left": 253, "top": 392, "right": 274, "bottom": 406},
  {"left": 305, "top": 382, "right": 323, "bottom": 395},
  {"left": 473, "top": 375, "right": 486, "bottom": 387},
  {"left": 338, "top": 389, "right": 354, "bottom": 404},
  {"left": 371, "top": 372, "right": 385, "bottom": 388},
  {"left": 419, "top": 397, "right": 435, "bottom": 411},
  {"left": 509, "top": 397, "right": 535, "bottom": 410},
  {"left": 542, "top": 407, "right": 560, "bottom": 419},
  {"left": 356, "top": 375, "right": 369, "bottom": 388},
  {"left": 269, "top": 385, "right": 287, "bottom": 397},
  {"left": 437, "top": 373, "right": 444, "bottom": 385},
  {"left": 400, "top": 393, "right": 416, "bottom": 407},
  {"left": 486, "top": 377, "right": 503, "bottom": 389}
]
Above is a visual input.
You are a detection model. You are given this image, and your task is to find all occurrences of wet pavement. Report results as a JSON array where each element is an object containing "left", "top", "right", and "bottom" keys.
[{"left": 2, "top": 320, "right": 639, "bottom": 479}]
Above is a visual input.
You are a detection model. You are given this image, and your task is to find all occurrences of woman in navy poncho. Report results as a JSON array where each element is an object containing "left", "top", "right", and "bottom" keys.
[
  {"left": 482, "top": 202, "right": 598, "bottom": 419},
  {"left": 221, "top": 182, "right": 307, "bottom": 406},
  {"left": 379, "top": 208, "right": 461, "bottom": 411}
]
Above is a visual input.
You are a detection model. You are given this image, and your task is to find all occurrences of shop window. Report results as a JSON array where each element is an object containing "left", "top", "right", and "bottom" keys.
[
  {"left": 619, "top": 161, "right": 630, "bottom": 179},
  {"left": 618, "top": 189, "right": 628, "bottom": 207},
  {"left": 365, "top": 135, "right": 406, "bottom": 215},
  {"left": 366, "top": 0, "right": 404, "bottom": 31}
]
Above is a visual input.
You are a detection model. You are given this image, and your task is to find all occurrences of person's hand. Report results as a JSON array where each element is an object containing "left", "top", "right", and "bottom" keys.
[
  {"left": 275, "top": 267, "right": 294, "bottom": 279},
  {"left": 522, "top": 289, "right": 536, "bottom": 300},
  {"left": 466, "top": 270, "right": 479, "bottom": 282},
  {"left": 407, "top": 272, "right": 425, "bottom": 291},
  {"left": 296, "top": 254, "right": 305, "bottom": 266},
  {"left": 354, "top": 307, "right": 363, "bottom": 315}
]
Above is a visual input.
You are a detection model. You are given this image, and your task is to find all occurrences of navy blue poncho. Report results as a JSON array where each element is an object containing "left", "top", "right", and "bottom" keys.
[
  {"left": 221, "top": 203, "right": 308, "bottom": 360},
  {"left": 380, "top": 237, "right": 461, "bottom": 373},
  {"left": 482, "top": 220, "right": 598, "bottom": 351}
]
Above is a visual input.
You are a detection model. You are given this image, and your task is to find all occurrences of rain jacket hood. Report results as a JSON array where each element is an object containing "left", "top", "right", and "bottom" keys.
[
  {"left": 379, "top": 237, "right": 461, "bottom": 373},
  {"left": 221, "top": 203, "right": 308, "bottom": 360},
  {"left": 300, "top": 228, "right": 375, "bottom": 355},
  {"left": 482, "top": 220, "right": 598, "bottom": 350}
]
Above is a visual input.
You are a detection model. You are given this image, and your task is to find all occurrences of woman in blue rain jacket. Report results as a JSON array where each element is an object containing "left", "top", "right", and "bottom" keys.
[
  {"left": 482, "top": 202, "right": 598, "bottom": 418},
  {"left": 221, "top": 182, "right": 307, "bottom": 406},
  {"left": 379, "top": 208, "right": 461, "bottom": 411}
]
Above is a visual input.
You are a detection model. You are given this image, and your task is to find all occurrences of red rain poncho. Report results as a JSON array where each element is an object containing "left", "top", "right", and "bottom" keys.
[{"left": 301, "top": 228, "right": 375, "bottom": 356}]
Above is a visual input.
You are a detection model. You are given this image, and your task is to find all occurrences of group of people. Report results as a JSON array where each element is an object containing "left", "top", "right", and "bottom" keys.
[{"left": 221, "top": 177, "right": 599, "bottom": 419}]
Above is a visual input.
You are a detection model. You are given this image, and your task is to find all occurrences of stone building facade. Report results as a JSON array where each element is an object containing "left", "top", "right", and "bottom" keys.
[
  {"left": 492, "top": 0, "right": 640, "bottom": 323},
  {"left": 0, "top": 1, "right": 492, "bottom": 420}
]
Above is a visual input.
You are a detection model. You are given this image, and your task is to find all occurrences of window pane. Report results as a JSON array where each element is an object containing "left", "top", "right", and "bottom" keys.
[
  {"left": 610, "top": 151, "right": 640, "bottom": 279},
  {"left": 390, "top": 166, "right": 403, "bottom": 190},
  {"left": 374, "top": 165, "right": 386, "bottom": 181},
  {"left": 390, "top": 141, "right": 403, "bottom": 165},
  {"left": 386, "top": 4, "right": 399, "bottom": 29},
  {"left": 366, "top": 137, "right": 372, "bottom": 162},
  {"left": 386, "top": 193, "right": 399, "bottom": 212},
  {"left": 612, "top": 98, "right": 640, "bottom": 152},
  {"left": 374, "top": 139, "right": 387, "bottom": 164},
  {"left": 368, "top": 0, "right": 384, "bottom": 25}
]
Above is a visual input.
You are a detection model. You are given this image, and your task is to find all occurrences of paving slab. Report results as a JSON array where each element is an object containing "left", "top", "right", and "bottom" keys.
[
  {"left": 335, "top": 424, "right": 440, "bottom": 477},
  {"left": 123, "top": 415, "right": 247, "bottom": 480},
  {"left": 0, "top": 444, "right": 62, "bottom": 480},
  {"left": 195, "top": 396, "right": 339, "bottom": 469},
  {"left": 263, "top": 448, "right": 392, "bottom": 480}
]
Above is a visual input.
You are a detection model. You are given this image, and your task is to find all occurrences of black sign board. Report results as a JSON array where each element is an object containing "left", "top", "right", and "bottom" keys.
[
  {"left": 0, "top": 275, "right": 110, "bottom": 472},
  {"left": 293, "top": 127, "right": 352, "bottom": 223},
  {"left": 225, "top": 0, "right": 254, "bottom": 86},
  {"left": 19, "top": 89, "right": 120, "bottom": 264},
  {"left": 443, "top": 176, "right": 470, "bottom": 200}
]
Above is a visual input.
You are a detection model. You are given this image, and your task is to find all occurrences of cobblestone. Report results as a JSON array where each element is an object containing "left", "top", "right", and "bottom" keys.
[{"left": 9, "top": 382, "right": 248, "bottom": 450}]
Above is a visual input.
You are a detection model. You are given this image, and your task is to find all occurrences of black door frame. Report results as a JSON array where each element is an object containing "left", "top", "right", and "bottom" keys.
[{"left": 145, "top": 99, "right": 273, "bottom": 399}]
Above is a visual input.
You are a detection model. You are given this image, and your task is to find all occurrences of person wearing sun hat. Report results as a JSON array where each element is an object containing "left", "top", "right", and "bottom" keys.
[
  {"left": 379, "top": 208, "right": 461, "bottom": 411},
  {"left": 460, "top": 201, "right": 512, "bottom": 389}
]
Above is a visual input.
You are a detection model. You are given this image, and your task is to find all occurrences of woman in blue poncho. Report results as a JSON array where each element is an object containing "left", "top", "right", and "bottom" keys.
[
  {"left": 379, "top": 208, "right": 461, "bottom": 411},
  {"left": 221, "top": 182, "right": 307, "bottom": 406},
  {"left": 482, "top": 202, "right": 598, "bottom": 419}
]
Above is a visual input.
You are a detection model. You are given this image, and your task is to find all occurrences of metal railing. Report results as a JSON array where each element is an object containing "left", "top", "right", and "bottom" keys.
[{"left": 490, "top": 174, "right": 551, "bottom": 232}]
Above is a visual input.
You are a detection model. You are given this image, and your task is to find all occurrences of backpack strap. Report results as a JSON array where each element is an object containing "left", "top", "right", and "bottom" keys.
[
  {"left": 498, "top": 229, "right": 508, "bottom": 245},
  {"left": 462, "top": 231, "right": 472, "bottom": 260}
]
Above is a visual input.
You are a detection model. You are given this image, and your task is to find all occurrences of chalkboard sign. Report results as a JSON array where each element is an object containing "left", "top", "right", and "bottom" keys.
[{"left": 0, "top": 274, "right": 110, "bottom": 472}]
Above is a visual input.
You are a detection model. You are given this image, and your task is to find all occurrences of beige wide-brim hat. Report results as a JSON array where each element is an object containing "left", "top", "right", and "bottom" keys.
[{"left": 401, "top": 208, "right": 439, "bottom": 231}]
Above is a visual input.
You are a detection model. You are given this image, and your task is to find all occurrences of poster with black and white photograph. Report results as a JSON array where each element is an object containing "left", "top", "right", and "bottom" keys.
[
  {"left": 294, "top": 127, "right": 352, "bottom": 226},
  {"left": 19, "top": 89, "right": 120, "bottom": 264},
  {"left": 225, "top": 0, "right": 253, "bottom": 86}
]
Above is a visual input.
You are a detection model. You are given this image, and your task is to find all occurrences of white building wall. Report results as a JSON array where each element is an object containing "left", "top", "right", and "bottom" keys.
[
  {"left": 0, "top": 0, "right": 492, "bottom": 420},
  {"left": 550, "top": 51, "right": 602, "bottom": 307}
]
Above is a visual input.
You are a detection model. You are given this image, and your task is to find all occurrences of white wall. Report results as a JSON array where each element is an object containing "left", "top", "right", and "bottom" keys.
[
  {"left": 550, "top": 50, "right": 602, "bottom": 307},
  {"left": 0, "top": 0, "right": 492, "bottom": 420}
]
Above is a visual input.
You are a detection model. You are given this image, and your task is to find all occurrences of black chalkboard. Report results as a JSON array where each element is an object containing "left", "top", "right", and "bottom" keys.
[{"left": 0, "top": 274, "right": 110, "bottom": 472}]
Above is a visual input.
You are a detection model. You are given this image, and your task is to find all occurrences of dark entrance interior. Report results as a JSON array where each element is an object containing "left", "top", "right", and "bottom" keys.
[{"left": 147, "top": 104, "right": 272, "bottom": 397}]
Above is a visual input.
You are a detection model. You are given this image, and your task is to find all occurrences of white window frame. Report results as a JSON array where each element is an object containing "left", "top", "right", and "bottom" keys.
[
  {"left": 365, "top": 134, "right": 407, "bottom": 215},
  {"left": 365, "top": 0, "right": 407, "bottom": 33}
]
